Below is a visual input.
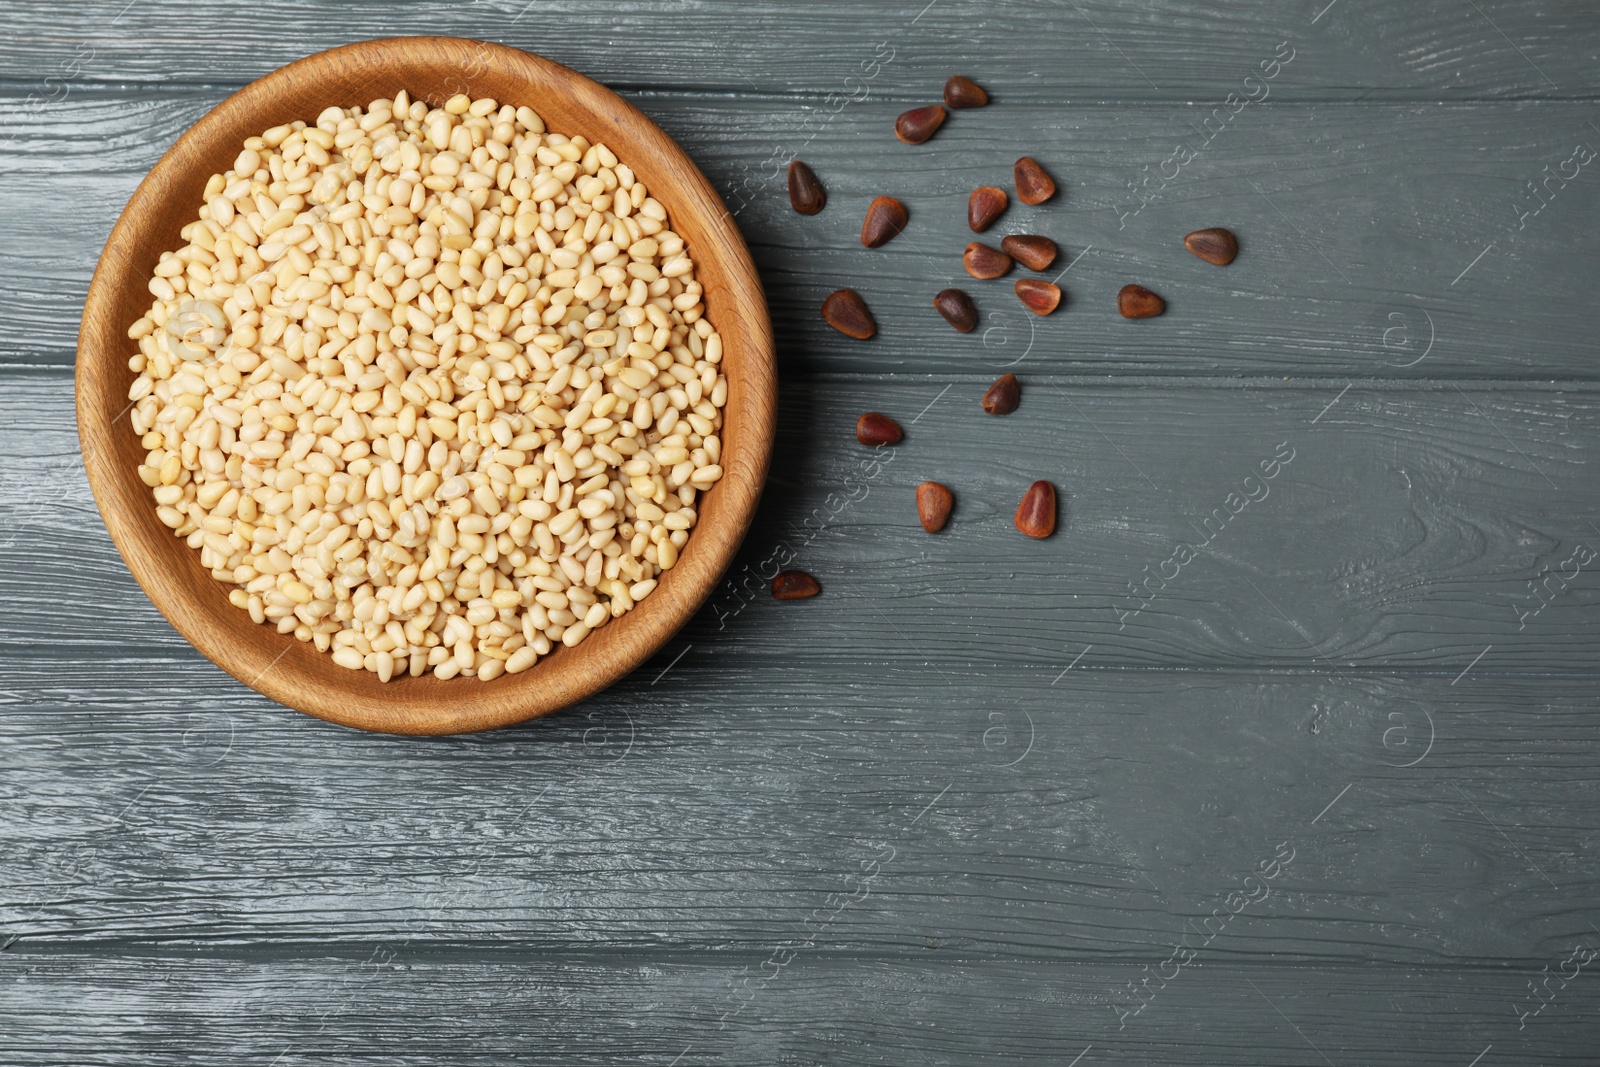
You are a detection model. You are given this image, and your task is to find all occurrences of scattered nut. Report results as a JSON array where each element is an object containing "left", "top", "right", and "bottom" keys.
[
  {"left": 916, "top": 482, "right": 955, "bottom": 533},
  {"left": 856, "top": 412, "right": 904, "bottom": 447},
  {"left": 933, "top": 288, "right": 979, "bottom": 333},
  {"left": 822, "top": 289, "right": 877, "bottom": 339},
  {"left": 1013, "top": 156, "right": 1057, "bottom": 205},
  {"left": 1118, "top": 284, "right": 1165, "bottom": 319},
  {"left": 1184, "top": 227, "right": 1239, "bottom": 265},
  {"left": 964, "top": 242, "right": 1013, "bottom": 280},
  {"left": 982, "top": 373, "right": 1021, "bottom": 415},
  {"left": 943, "top": 75, "right": 989, "bottom": 109},
  {"left": 968, "top": 186, "right": 1008, "bottom": 232},
  {"left": 1014, "top": 278, "right": 1062, "bottom": 316},
  {"left": 787, "top": 160, "right": 826, "bottom": 215},
  {"left": 1014, "top": 480, "right": 1057, "bottom": 539},
  {"left": 861, "top": 195, "right": 909, "bottom": 248},
  {"left": 772, "top": 570, "right": 822, "bottom": 600},
  {"left": 896, "top": 104, "right": 947, "bottom": 144},
  {"left": 1000, "top": 234, "right": 1058, "bottom": 271}
]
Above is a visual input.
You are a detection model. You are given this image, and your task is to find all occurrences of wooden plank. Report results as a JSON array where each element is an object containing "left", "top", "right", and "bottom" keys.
[
  {"left": 0, "top": 0, "right": 1595, "bottom": 101},
  {"left": 5, "top": 93, "right": 1600, "bottom": 379},
  {"left": 0, "top": 955, "right": 1595, "bottom": 1065},
  {"left": 6, "top": 370, "right": 1596, "bottom": 670},
  {"left": 4, "top": 649, "right": 1598, "bottom": 963},
  {"left": 3, "top": 3, "right": 1599, "bottom": 1059}
]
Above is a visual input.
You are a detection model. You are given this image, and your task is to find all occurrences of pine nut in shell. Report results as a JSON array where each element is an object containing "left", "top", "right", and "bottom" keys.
[
  {"left": 1013, "top": 156, "right": 1056, "bottom": 205},
  {"left": 968, "top": 186, "right": 1007, "bottom": 232},
  {"left": 822, "top": 289, "right": 877, "bottom": 339},
  {"left": 963, "top": 242, "right": 1013, "bottom": 280},
  {"left": 787, "top": 160, "right": 827, "bottom": 215},
  {"left": 1184, "top": 227, "right": 1238, "bottom": 265},
  {"left": 1015, "top": 481, "right": 1057, "bottom": 539},
  {"left": 982, "top": 373, "right": 1021, "bottom": 415},
  {"left": 933, "top": 288, "right": 978, "bottom": 333},
  {"left": 1000, "top": 234, "right": 1057, "bottom": 271},
  {"left": 916, "top": 481, "right": 954, "bottom": 533},
  {"left": 1118, "top": 284, "right": 1166, "bottom": 318},
  {"left": 771, "top": 570, "right": 821, "bottom": 600},
  {"left": 855, "top": 412, "right": 903, "bottom": 447},
  {"left": 895, "top": 104, "right": 947, "bottom": 144},
  {"left": 861, "top": 196, "right": 909, "bottom": 248},
  {"left": 943, "top": 76, "right": 989, "bottom": 109},
  {"left": 1014, "top": 279, "right": 1062, "bottom": 316}
]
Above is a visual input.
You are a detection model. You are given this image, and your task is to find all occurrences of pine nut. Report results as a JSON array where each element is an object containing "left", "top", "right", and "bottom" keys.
[{"left": 126, "top": 95, "right": 727, "bottom": 681}]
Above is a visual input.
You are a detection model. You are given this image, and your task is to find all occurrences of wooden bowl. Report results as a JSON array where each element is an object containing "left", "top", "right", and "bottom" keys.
[{"left": 77, "top": 37, "right": 775, "bottom": 734}]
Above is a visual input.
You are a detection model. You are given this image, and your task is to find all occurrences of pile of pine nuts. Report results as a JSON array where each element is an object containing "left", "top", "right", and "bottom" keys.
[{"left": 125, "top": 90, "right": 727, "bottom": 681}]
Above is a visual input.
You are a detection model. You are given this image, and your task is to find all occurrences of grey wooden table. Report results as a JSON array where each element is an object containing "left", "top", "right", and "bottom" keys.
[{"left": 3, "top": 1, "right": 1599, "bottom": 1062}]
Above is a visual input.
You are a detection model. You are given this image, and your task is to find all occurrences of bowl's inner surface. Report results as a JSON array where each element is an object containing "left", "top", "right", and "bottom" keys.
[{"left": 80, "top": 38, "right": 770, "bottom": 733}]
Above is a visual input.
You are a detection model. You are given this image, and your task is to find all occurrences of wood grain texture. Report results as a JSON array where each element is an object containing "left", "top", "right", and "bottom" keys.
[
  {"left": 0, "top": 0, "right": 1596, "bottom": 101},
  {"left": 3, "top": 0, "right": 1599, "bottom": 1061},
  {"left": 3, "top": 658, "right": 1598, "bottom": 964},
  {"left": 0, "top": 957, "right": 1595, "bottom": 1065},
  {"left": 6, "top": 93, "right": 1600, "bottom": 378},
  {"left": 75, "top": 38, "right": 777, "bottom": 733}
]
